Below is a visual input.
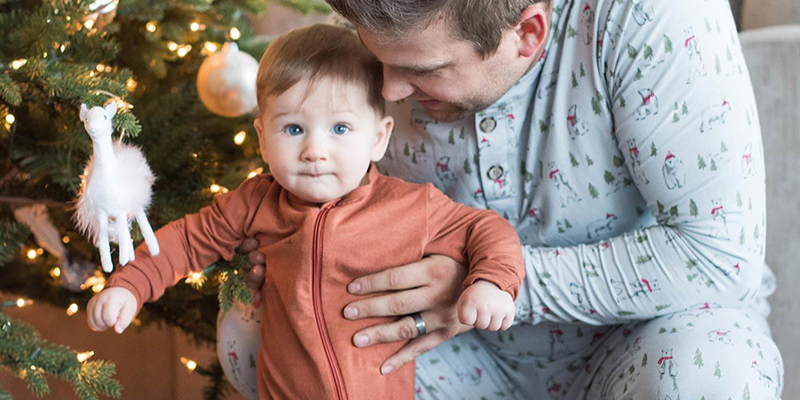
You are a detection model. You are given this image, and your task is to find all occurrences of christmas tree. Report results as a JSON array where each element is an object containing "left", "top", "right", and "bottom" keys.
[{"left": 0, "top": 0, "right": 329, "bottom": 398}]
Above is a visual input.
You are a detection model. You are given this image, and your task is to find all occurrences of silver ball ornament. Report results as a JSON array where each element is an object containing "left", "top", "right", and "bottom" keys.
[{"left": 197, "top": 42, "right": 259, "bottom": 118}]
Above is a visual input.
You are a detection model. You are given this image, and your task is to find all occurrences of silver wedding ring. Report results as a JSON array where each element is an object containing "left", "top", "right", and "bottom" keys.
[{"left": 411, "top": 312, "right": 426, "bottom": 336}]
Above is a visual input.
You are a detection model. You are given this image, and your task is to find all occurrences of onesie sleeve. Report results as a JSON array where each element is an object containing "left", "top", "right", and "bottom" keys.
[
  {"left": 516, "top": 0, "right": 766, "bottom": 325},
  {"left": 423, "top": 184, "right": 525, "bottom": 299},
  {"left": 106, "top": 176, "right": 271, "bottom": 309}
]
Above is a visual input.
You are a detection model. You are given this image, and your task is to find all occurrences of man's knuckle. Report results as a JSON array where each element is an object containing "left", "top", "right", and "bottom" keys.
[
  {"left": 388, "top": 296, "right": 406, "bottom": 314},
  {"left": 399, "top": 324, "right": 415, "bottom": 340},
  {"left": 387, "top": 269, "right": 403, "bottom": 289}
]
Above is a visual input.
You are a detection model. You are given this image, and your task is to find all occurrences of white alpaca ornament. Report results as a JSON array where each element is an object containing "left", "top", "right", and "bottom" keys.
[{"left": 74, "top": 103, "right": 159, "bottom": 272}]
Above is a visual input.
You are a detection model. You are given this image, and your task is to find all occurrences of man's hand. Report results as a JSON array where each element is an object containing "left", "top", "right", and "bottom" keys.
[
  {"left": 87, "top": 287, "right": 138, "bottom": 334},
  {"left": 457, "top": 280, "right": 515, "bottom": 331},
  {"left": 343, "top": 255, "right": 472, "bottom": 375},
  {"left": 239, "top": 237, "right": 266, "bottom": 306}
]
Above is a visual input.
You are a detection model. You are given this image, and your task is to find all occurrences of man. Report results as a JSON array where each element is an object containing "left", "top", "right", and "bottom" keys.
[{"left": 243, "top": 0, "right": 783, "bottom": 398}]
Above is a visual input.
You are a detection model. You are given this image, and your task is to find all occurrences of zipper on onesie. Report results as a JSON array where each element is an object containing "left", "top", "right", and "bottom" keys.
[{"left": 312, "top": 202, "right": 347, "bottom": 400}]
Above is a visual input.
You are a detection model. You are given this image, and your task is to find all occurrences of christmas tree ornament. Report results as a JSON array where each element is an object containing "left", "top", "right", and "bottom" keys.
[
  {"left": 196, "top": 42, "right": 259, "bottom": 117},
  {"left": 73, "top": 102, "right": 160, "bottom": 272},
  {"left": 216, "top": 300, "right": 260, "bottom": 400},
  {"left": 13, "top": 204, "right": 99, "bottom": 292},
  {"left": 83, "top": 0, "right": 119, "bottom": 30}
]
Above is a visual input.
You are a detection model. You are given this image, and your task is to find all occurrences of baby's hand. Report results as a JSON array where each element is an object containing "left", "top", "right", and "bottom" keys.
[
  {"left": 456, "top": 280, "right": 515, "bottom": 331},
  {"left": 87, "top": 287, "right": 138, "bottom": 334}
]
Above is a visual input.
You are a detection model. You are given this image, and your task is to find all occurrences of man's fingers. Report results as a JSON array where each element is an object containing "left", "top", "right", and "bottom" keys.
[
  {"left": 352, "top": 312, "right": 439, "bottom": 347},
  {"left": 380, "top": 329, "right": 450, "bottom": 375},
  {"left": 236, "top": 237, "right": 260, "bottom": 254},
  {"left": 344, "top": 287, "right": 430, "bottom": 319},
  {"left": 348, "top": 259, "right": 438, "bottom": 295}
]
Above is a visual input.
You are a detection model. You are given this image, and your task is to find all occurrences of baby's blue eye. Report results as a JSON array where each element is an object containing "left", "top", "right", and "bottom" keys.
[
  {"left": 332, "top": 124, "right": 349, "bottom": 135},
  {"left": 284, "top": 124, "right": 303, "bottom": 136}
]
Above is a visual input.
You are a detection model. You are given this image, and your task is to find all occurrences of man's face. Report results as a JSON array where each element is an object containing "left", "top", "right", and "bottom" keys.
[{"left": 359, "top": 19, "right": 530, "bottom": 122}]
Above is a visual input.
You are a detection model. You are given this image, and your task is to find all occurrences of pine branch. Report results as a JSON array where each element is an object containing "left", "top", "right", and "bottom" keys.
[
  {"left": 0, "top": 73, "right": 22, "bottom": 107},
  {"left": 0, "top": 220, "right": 29, "bottom": 266}
]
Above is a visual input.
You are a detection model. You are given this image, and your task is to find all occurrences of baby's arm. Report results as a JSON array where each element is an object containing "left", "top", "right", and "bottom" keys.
[
  {"left": 457, "top": 279, "right": 515, "bottom": 331},
  {"left": 422, "top": 184, "right": 525, "bottom": 330},
  {"left": 87, "top": 287, "right": 138, "bottom": 334}
]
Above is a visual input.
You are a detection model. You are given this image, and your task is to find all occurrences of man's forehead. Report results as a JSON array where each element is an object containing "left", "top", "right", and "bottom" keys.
[{"left": 356, "top": 27, "right": 458, "bottom": 71}]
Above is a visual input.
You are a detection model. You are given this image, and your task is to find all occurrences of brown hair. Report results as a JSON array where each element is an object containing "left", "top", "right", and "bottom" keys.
[
  {"left": 256, "top": 24, "right": 385, "bottom": 115},
  {"left": 325, "top": 0, "right": 548, "bottom": 57}
]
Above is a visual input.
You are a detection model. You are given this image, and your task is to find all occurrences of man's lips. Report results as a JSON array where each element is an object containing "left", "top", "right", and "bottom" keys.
[{"left": 416, "top": 99, "right": 442, "bottom": 108}]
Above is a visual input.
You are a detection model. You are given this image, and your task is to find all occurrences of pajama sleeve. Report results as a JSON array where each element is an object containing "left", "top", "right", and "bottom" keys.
[
  {"left": 106, "top": 176, "right": 271, "bottom": 310},
  {"left": 516, "top": 0, "right": 766, "bottom": 325},
  {"left": 423, "top": 184, "right": 525, "bottom": 299}
]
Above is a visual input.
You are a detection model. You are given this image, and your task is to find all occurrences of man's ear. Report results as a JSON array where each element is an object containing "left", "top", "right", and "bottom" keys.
[
  {"left": 515, "top": 3, "right": 549, "bottom": 58},
  {"left": 371, "top": 115, "right": 394, "bottom": 162}
]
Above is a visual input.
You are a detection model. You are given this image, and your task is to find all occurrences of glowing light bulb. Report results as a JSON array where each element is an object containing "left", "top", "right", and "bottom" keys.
[
  {"left": 180, "top": 357, "right": 197, "bottom": 371},
  {"left": 146, "top": 21, "right": 157, "bottom": 33},
  {"left": 5, "top": 114, "right": 15, "bottom": 125},
  {"left": 210, "top": 184, "right": 221, "bottom": 193},
  {"left": 77, "top": 351, "right": 94, "bottom": 362},
  {"left": 234, "top": 130, "right": 246, "bottom": 145},
  {"left": 204, "top": 42, "right": 219, "bottom": 53},
  {"left": 168, "top": 42, "right": 178, "bottom": 51},
  {"left": 84, "top": 19, "right": 95, "bottom": 30},
  {"left": 176, "top": 45, "right": 192, "bottom": 58},
  {"left": 51, "top": 267, "right": 61, "bottom": 278},
  {"left": 229, "top": 27, "right": 241, "bottom": 40},
  {"left": 11, "top": 59, "right": 27, "bottom": 69},
  {"left": 126, "top": 78, "right": 138, "bottom": 92},
  {"left": 190, "top": 22, "right": 200, "bottom": 32},
  {"left": 27, "top": 249, "right": 37, "bottom": 259},
  {"left": 96, "top": 64, "right": 105, "bottom": 72},
  {"left": 67, "top": 303, "right": 79, "bottom": 316},
  {"left": 16, "top": 298, "right": 33, "bottom": 308},
  {"left": 62, "top": 236, "right": 70, "bottom": 243}
]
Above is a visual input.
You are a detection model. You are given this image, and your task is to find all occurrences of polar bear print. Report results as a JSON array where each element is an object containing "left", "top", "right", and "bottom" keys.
[
  {"left": 684, "top": 27, "right": 707, "bottom": 84},
  {"left": 635, "top": 89, "right": 659, "bottom": 120},
  {"left": 741, "top": 143, "right": 756, "bottom": 178},
  {"left": 700, "top": 100, "right": 731, "bottom": 133},
  {"left": 434, "top": 156, "right": 457, "bottom": 183},
  {"left": 662, "top": 151, "right": 686, "bottom": 190},
  {"left": 581, "top": 3, "right": 595, "bottom": 45},
  {"left": 566, "top": 104, "right": 589, "bottom": 139},
  {"left": 586, "top": 213, "right": 618, "bottom": 240},
  {"left": 707, "top": 329, "right": 734, "bottom": 345}
]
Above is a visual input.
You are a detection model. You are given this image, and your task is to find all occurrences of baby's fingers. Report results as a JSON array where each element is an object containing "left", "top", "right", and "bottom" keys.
[
  {"left": 114, "top": 300, "right": 137, "bottom": 334},
  {"left": 500, "top": 314, "right": 514, "bottom": 331},
  {"left": 487, "top": 315, "right": 504, "bottom": 332},
  {"left": 457, "top": 302, "right": 477, "bottom": 326},
  {"left": 101, "top": 302, "right": 122, "bottom": 330}
]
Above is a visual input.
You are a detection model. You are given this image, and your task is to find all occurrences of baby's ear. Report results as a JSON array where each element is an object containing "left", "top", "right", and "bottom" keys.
[{"left": 371, "top": 115, "right": 394, "bottom": 162}]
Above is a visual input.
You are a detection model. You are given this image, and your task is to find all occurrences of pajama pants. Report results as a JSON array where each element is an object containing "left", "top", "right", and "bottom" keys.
[{"left": 415, "top": 301, "right": 783, "bottom": 399}]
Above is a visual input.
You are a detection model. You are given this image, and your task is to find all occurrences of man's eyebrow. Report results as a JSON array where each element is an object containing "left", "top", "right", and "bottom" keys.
[{"left": 386, "top": 61, "right": 452, "bottom": 73}]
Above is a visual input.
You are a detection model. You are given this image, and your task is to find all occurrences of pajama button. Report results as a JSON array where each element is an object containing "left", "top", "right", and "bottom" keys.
[
  {"left": 487, "top": 165, "right": 504, "bottom": 180},
  {"left": 479, "top": 117, "right": 497, "bottom": 133}
]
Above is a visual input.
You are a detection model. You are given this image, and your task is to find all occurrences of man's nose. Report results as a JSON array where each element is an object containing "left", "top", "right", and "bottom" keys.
[{"left": 382, "top": 65, "right": 415, "bottom": 102}]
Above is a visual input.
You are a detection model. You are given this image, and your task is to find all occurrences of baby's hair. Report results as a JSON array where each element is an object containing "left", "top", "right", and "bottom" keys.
[{"left": 256, "top": 24, "right": 385, "bottom": 115}]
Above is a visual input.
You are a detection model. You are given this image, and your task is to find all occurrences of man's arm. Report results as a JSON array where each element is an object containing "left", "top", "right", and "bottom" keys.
[{"left": 515, "top": 0, "right": 765, "bottom": 325}]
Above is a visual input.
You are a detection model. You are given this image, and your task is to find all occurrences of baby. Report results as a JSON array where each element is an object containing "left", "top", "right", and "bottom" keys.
[{"left": 87, "top": 24, "right": 524, "bottom": 400}]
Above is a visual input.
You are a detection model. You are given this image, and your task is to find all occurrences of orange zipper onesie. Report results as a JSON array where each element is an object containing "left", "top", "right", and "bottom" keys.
[{"left": 106, "top": 165, "right": 524, "bottom": 400}]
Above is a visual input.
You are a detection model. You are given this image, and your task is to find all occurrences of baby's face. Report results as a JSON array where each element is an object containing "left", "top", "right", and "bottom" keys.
[{"left": 255, "top": 77, "right": 392, "bottom": 203}]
